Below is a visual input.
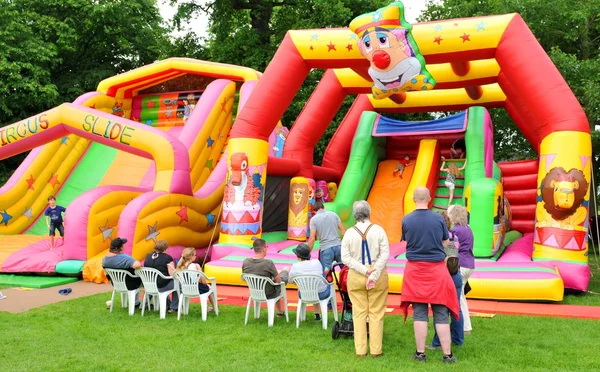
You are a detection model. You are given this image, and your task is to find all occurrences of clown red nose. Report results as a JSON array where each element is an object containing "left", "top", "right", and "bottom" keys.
[{"left": 372, "top": 50, "right": 391, "bottom": 69}]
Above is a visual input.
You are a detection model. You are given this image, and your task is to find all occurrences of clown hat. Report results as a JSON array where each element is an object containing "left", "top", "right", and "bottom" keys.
[{"left": 349, "top": 2, "right": 411, "bottom": 36}]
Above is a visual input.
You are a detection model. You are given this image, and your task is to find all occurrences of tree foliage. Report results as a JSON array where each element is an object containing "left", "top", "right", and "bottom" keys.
[{"left": 0, "top": 0, "right": 169, "bottom": 125}]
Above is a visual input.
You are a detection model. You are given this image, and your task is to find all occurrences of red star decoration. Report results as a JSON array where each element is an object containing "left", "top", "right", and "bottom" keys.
[
  {"left": 89, "top": 104, "right": 96, "bottom": 109},
  {"left": 327, "top": 42, "right": 336, "bottom": 52},
  {"left": 433, "top": 36, "right": 443, "bottom": 45},
  {"left": 346, "top": 44, "right": 353, "bottom": 51},
  {"left": 220, "top": 98, "right": 227, "bottom": 112},
  {"left": 146, "top": 100, "right": 156, "bottom": 108},
  {"left": 26, "top": 175, "right": 35, "bottom": 190},
  {"left": 131, "top": 116, "right": 139, "bottom": 122},
  {"left": 48, "top": 174, "right": 60, "bottom": 188},
  {"left": 309, "top": 45, "right": 314, "bottom": 51},
  {"left": 176, "top": 203, "right": 188, "bottom": 224},
  {"left": 460, "top": 33, "right": 471, "bottom": 42}
]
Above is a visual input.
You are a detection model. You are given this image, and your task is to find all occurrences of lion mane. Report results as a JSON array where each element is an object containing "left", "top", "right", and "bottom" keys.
[
  {"left": 289, "top": 183, "right": 309, "bottom": 216},
  {"left": 541, "top": 167, "right": 588, "bottom": 221}
]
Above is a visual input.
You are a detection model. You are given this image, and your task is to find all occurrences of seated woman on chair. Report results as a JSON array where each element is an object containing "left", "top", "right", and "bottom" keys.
[
  {"left": 144, "top": 240, "right": 178, "bottom": 313},
  {"left": 176, "top": 247, "right": 215, "bottom": 309}
]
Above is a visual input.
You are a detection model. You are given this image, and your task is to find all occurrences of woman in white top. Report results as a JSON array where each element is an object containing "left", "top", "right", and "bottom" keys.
[
  {"left": 176, "top": 248, "right": 214, "bottom": 309},
  {"left": 341, "top": 200, "right": 390, "bottom": 358}
]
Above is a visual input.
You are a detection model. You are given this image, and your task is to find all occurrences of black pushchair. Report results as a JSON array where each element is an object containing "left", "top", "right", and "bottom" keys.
[{"left": 331, "top": 263, "right": 354, "bottom": 339}]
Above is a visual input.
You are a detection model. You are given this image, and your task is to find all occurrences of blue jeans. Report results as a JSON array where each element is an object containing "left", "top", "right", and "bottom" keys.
[
  {"left": 319, "top": 245, "right": 342, "bottom": 271},
  {"left": 432, "top": 272, "right": 464, "bottom": 346}
]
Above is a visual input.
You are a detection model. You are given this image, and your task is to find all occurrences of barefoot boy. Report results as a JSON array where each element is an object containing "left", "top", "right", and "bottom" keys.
[{"left": 45, "top": 196, "right": 66, "bottom": 249}]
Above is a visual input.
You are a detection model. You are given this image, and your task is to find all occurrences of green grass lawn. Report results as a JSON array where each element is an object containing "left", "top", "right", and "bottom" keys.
[{"left": 1, "top": 294, "right": 599, "bottom": 371}]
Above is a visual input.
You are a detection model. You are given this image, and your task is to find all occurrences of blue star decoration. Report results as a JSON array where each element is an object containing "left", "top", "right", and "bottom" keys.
[
  {"left": 435, "top": 24, "right": 443, "bottom": 32},
  {"left": 23, "top": 207, "right": 33, "bottom": 219},
  {"left": 1, "top": 210, "right": 12, "bottom": 226},
  {"left": 206, "top": 213, "right": 216, "bottom": 226},
  {"left": 61, "top": 136, "right": 69, "bottom": 145},
  {"left": 145, "top": 119, "right": 153, "bottom": 125},
  {"left": 349, "top": 34, "right": 357, "bottom": 40},
  {"left": 372, "top": 11, "right": 382, "bottom": 22},
  {"left": 207, "top": 136, "right": 214, "bottom": 148},
  {"left": 145, "top": 222, "right": 160, "bottom": 242},
  {"left": 310, "top": 34, "right": 319, "bottom": 41},
  {"left": 476, "top": 21, "right": 485, "bottom": 31}
]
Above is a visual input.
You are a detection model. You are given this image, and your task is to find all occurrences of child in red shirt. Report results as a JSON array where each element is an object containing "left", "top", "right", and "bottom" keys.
[{"left": 392, "top": 154, "right": 411, "bottom": 179}]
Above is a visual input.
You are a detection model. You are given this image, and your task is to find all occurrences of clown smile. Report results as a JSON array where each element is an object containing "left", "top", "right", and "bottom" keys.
[{"left": 378, "top": 74, "right": 406, "bottom": 89}]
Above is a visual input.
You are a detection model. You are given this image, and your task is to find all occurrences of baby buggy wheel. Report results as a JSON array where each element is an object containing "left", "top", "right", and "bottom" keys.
[{"left": 332, "top": 321, "right": 340, "bottom": 339}]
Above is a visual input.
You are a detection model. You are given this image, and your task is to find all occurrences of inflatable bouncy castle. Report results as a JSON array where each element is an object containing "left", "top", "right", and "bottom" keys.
[
  {"left": 0, "top": 2, "right": 591, "bottom": 302},
  {"left": 205, "top": 2, "right": 591, "bottom": 301}
]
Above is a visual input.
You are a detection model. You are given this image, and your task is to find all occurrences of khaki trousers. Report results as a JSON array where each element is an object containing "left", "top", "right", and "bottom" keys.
[{"left": 347, "top": 268, "right": 389, "bottom": 356}]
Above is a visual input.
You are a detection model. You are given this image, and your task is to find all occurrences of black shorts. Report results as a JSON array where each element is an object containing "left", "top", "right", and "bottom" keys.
[{"left": 49, "top": 223, "right": 64, "bottom": 237}]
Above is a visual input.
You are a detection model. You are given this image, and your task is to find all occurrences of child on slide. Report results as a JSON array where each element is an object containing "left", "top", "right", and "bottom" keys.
[
  {"left": 392, "top": 154, "right": 412, "bottom": 179},
  {"left": 45, "top": 195, "right": 66, "bottom": 249},
  {"left": 440, "top": 157, "right": 467, "bottom": 207}
]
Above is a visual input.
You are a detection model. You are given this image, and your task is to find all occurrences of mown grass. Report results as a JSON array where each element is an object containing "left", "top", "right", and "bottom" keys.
[{"left": 1, "top": 293, "right": 599, "bottom": 371}]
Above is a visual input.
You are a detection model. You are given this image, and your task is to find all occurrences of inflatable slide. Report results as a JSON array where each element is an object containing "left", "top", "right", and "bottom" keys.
[
  {"left": 206, "top": 3, "right": 591, "bottom": 302},
  {"left": 0, "top": 59, "right": 291, "bottom": 282}
]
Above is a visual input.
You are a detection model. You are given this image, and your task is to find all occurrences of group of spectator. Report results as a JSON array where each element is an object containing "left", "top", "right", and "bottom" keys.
[
  {"left": 242, "top": 187, "right": 474, "bottom": 363},
  {"left": 102, "top": 187, "right": 474, "bottom": 364},
  {"left": 102, "top": 239, "right": 214, "bottom": 313}
]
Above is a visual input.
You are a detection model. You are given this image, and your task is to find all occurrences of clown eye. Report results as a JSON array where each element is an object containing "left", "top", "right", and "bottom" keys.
[
  {"left": 377, "top": 33, "right": 390, "bottom": 48},
  {"left": 363, "top": 36, "right": 373, "bottom": 53},
  {"left": 241, "top": 160, "right": 248, "bottom": 170}
]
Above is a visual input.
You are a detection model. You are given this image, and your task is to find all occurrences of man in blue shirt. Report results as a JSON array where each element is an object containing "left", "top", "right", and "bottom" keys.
[
  {"left": 102, "top": 237, "right": 142, "bottom": 293},
  {"left": 45, "top": 195, "right": 66, "bottom": 249}
]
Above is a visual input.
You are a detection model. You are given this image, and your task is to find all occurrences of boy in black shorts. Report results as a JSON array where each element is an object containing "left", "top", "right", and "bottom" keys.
[{"left": 45, "top": 195, "right": 66, "bottom": 249}]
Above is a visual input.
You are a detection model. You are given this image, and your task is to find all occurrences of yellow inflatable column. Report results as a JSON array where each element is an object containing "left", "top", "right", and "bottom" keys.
[
  {"left": 533, "top": 131, "right": 591, "bottom": 263},
  {"left": 287, "top": 177, "right": 310, "bottom": 241},
  {"left": 219, "top": 138, "right": 269, "bottom": 245}
]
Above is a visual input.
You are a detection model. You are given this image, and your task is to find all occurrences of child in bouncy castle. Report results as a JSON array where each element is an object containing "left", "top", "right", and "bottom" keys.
[
  {"left": 45, "top": 195, "right": 66, "bottom": 249},
  {"left": 393, "top": 154, "right": 411, "bottom": 179}
]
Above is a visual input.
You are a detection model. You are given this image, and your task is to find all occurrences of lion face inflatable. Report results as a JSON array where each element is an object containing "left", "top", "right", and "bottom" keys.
[
  {"left": 541, "top": 167, "right": 588, "bottom": 221},
  {"left": 290, "top": 183, "right": 309, "bottom": 215}
]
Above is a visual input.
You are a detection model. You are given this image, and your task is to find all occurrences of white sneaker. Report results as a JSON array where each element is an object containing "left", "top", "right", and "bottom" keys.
[
  {"left": 0, "top": 292, "right": 6, "bottom": 300},
  {"left": 106, "top": 300, "right": 112, "bottom": 308}
]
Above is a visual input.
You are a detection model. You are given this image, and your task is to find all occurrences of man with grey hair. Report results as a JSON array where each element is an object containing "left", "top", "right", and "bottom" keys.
[
  {"left": 341, "top": 200, "right": 389, "bottom": 358},
  {"left": 400, "top": 187, "right": 460, "bottom": 364},
  {"left": 242, "top": 238, "right": 288, "bottom": 316}
]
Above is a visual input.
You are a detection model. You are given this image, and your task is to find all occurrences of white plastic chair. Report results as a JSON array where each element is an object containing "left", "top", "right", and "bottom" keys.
[
  {"left": 290, "top": 274, "right": 338, "bottom": 330},
  {"left": 174, "top": 269, "right": 219, "bottom": 321},
  {"left": 241, "top": 274, "right": 289, "bottom": 327},
  {"left": 104, "top": 268, "right": 144, "bottom": 316},
  {"left": 136, "top": 268, "right": 177, "bottom": 319}
]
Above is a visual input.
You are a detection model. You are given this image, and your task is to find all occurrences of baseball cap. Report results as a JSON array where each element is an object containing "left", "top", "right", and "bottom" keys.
[{"left": 110, "top": 237, "right": 128, "bottom": 251}]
